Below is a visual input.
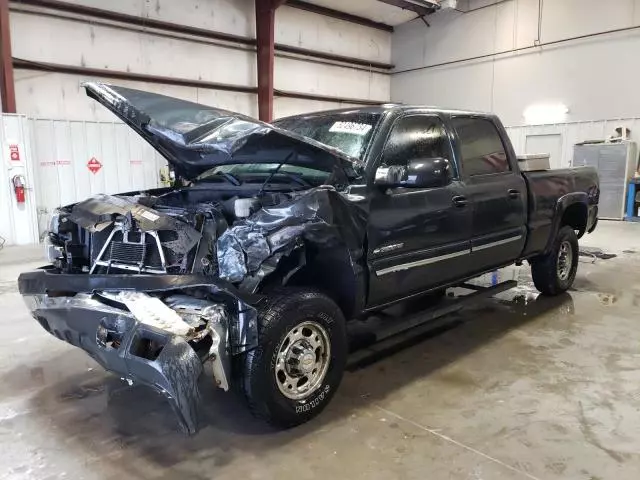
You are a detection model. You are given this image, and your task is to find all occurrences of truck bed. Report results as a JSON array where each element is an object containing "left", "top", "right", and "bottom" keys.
[{"left": 522, "top": 166, "right": 599, "bottom": 256}]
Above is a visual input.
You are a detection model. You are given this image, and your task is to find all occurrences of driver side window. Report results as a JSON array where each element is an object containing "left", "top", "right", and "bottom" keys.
[{"left": 382, "top": 115, "right": 453, "bottom": 168}]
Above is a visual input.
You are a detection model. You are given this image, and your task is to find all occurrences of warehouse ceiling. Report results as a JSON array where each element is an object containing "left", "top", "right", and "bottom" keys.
[{"left": 299, "top": 0, "right": 437, "bottom": 26}]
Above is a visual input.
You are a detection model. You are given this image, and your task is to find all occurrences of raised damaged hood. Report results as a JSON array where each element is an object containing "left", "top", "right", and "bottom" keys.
[{"left": 83, "top": 82, "right": 361, "bottom": 180}]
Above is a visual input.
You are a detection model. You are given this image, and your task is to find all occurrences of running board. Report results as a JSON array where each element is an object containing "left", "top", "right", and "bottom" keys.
[{"left": 347, "top": 280, "right": 517, "bottom": 369}]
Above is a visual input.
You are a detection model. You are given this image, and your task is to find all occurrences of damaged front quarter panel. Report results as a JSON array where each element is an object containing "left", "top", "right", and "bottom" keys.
[{"left": 217, "top": 186, "right": 368, "bottom": 293}]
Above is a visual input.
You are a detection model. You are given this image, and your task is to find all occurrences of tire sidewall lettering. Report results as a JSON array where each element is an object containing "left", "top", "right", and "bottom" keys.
[{"left": 295, "top": 384, "right": 331, "bottom": 414}]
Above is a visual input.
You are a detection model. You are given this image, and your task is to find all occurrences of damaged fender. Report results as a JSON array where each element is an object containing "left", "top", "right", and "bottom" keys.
[{"left": 217, "top": 186, "right": 369, "bottom": 295}]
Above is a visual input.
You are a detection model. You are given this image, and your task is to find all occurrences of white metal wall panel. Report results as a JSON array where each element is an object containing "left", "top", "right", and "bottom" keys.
[
  {"left": 30, "top": 118, "right": 167, "bottom": 236},
  {"left": 506, "top": 118, "right": 640, "bottom": 169},
  {"left": 0, "top": 114, "right": 39, "bottom": 245}
]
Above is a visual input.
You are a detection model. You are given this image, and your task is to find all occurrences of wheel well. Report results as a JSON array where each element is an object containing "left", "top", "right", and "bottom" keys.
[
  {"left": 283, "top": 246, "right": 359, "bottom": 319},
  {"left": 561, "top": 202, "right": 588, "bottom": 237}
]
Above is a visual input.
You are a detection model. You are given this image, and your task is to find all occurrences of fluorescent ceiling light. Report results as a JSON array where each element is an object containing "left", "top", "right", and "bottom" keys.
[{"left": 523, "top": 104, "right": 569, "bottom": 125}]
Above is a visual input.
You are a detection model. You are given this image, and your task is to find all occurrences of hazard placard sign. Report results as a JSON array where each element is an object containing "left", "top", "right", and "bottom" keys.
[{"left": 87, "top": 157, "right": 102, "bottom": 174}]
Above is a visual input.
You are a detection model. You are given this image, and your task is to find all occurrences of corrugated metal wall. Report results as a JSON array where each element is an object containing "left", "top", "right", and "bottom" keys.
[
  {"left": 30, "top": 119, "right": 167, "bottom": 236},
  {"left": 506, "top": 118, "right": 640, "bottom": 168},
  {"left": 1, "top": 114, "right": 168, "bottom": 245},
  {"left": 5, "top": 114, "right": 640, "bottom": 246}
]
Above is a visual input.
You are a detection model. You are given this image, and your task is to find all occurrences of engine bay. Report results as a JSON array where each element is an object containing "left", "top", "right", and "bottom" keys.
[{"left": 48, "top": 187, "right": 295, "bottom": 279}]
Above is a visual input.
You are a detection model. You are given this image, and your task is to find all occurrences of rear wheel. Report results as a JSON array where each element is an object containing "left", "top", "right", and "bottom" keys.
[
  {"left": 236, "top": 288, "right": 347, "bottom": 428},
  {"left": 531, "top": 225, "right": 579, "bottom": 295}
]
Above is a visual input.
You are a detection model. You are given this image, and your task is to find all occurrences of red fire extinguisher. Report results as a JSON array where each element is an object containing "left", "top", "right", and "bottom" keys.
[{"left": 12, "top": 174, "right": 26, "bottom": 203}]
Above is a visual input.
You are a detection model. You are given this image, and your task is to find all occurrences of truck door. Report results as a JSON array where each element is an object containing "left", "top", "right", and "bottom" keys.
[
  {"left": 367, "top": 114, "right": 472, "bottom": 307},
  {"left": 450, "top": 116, "right": 527, "bottom": 272}
]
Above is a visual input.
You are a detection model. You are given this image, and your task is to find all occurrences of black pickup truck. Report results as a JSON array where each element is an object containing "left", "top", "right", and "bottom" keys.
[{"left": 19, "top": 83, "right": 599, "bottom": 433}]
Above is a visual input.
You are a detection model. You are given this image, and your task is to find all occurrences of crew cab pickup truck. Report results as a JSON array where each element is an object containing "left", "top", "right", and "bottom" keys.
[{"left": 19, "top": 83, "right": 599, "bottom": 433}]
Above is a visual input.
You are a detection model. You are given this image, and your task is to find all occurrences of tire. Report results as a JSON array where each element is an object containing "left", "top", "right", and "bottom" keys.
[
  {"left": 531, "top": 225, "right": 579, "bottom": 296},
  {"left": 236, "top": 288, "right": 347, "bottom": 428}
]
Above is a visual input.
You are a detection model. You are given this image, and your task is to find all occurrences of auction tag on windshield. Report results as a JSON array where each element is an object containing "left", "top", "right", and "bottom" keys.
[{"left": 329, "top": 121, "right": 372, "bottom": 135}]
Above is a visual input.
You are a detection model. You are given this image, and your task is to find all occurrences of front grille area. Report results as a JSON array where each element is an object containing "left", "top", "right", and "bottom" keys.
[
  {"left": 109, "top": 241, "right": 147, "bottom": 266},
  {"left": 91, "top": 224, "right": 167, "bottom": 274}
]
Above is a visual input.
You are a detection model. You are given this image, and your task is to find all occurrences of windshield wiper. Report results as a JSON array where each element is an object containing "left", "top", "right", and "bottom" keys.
[
  {"left": 258, "top": 152, "right": 298, "bottom": 195},
  {"left": 275, "top": 171, "right": 312, "bottom": 188},
  {"left": 199, "top": 171, "right": 242, "bottom": 186}
]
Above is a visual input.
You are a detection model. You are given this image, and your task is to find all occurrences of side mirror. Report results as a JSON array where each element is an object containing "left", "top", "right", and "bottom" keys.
[{"left": 374, "top": 157, "right": 453, "bottom": 189}]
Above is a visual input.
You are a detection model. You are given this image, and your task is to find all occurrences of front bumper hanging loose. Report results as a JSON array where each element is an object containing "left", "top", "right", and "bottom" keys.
[{"left": 18, "top": 269, "right": 260, "bottom": 434}]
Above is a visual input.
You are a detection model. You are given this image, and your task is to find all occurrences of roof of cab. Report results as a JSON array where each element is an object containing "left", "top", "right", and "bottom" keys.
[{"left": 274, "top": 104, "right": 496, "bottom": 122}]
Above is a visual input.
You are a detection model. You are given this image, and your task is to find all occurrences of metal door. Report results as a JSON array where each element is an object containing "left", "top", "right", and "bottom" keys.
[
  {"left": 451, "top": 116, "right": 527, "bottom": 272},
  {"left": 367, "top": 114, "right": 472, "bottom": 306}
]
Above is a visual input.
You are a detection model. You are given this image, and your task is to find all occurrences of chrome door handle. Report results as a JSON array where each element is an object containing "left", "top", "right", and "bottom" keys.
[
  {"left": 452, "top": 195, "right": 468, "bottom": 207},
  {"left": 508, "top": 189, "right": 520, "bottom": 199}
]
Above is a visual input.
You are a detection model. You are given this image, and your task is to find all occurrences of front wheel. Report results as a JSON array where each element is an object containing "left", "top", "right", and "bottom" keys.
[
  {"left": 236, "top": 288, "right": 347, "bottom": 428},
  {"left": 530, "top": 225, "right": 579, "bottom": 295}
]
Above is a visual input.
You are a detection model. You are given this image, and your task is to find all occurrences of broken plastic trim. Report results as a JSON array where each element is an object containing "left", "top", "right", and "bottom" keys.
[
  {"left": 18, "top": 269, "right": 259, "bottom": 354},
  {"left": 23, "top": 293, "right": 204, "bottom": 434}
]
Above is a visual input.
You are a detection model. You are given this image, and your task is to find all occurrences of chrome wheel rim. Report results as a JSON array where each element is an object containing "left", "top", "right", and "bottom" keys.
[
  {"left": 557, "top": 240, "right": 573, "bottom": 281},
  {"left": 275, "top": 321, "right": 331, "bottom": 400}
]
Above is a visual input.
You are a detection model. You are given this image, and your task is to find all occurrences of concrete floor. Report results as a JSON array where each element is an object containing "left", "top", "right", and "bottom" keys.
[{"left": 1, "top": 221, "right": 640, "bottom": 479}]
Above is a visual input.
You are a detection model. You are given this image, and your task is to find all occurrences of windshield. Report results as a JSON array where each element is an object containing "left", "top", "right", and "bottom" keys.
[{"left": 274, "top": 112, "right": 381, "bottom": 160}]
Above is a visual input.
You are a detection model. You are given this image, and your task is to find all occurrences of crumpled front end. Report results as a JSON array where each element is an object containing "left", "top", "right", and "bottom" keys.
[{"left": 19, "top": 270, "right": 259, "bottom": 434}]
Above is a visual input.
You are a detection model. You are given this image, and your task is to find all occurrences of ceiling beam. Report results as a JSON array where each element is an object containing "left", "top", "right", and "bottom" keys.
[
  {"left": 375, "top": 0, "right": 440, "bottom": 16},
  {"left": 286, "top": 1, "right": 394, "bottom": 32},
  {"left": 256, "top": 0, "right": 278, "bottom": 122}
]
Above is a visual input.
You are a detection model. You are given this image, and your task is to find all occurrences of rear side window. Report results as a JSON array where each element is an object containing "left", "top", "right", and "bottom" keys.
[{"left": 451, "top": 117, "right": 509, "bottom": 176}]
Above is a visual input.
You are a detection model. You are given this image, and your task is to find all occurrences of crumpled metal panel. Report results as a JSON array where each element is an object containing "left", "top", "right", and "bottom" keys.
[
  {"left": 68, "top": 194, "right": 201, "bottom": 254},
  {"left": 18, "top": 269, "right": 260, "bottom": 355},
  {"left": 83, "top": 82, "right": 362, "bottom": 181},
  {"left": 153, "top": 336, "right": 203, "bottom": 435},
  {"left": 22, "top": 292, "right": 204, "bottom": 434},
  {"left": 217, "top": 186, "right": 367, "bottom": 288}
]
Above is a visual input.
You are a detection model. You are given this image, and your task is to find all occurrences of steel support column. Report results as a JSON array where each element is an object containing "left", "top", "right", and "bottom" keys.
[
  {"left": 255, "top": 0, "right": 275, "bottom": 122},
  {"left": 0, "top": 0, "right": 15, "bottom": 112},
  {"left": 255, "top": 0, "right": 287, "bottom": 122}
]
